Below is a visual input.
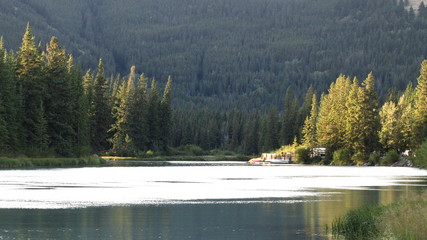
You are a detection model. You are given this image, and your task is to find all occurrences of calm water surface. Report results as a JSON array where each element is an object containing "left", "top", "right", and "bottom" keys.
[{"left": 0, "top": 162, "right": 426, "bottom": 239}]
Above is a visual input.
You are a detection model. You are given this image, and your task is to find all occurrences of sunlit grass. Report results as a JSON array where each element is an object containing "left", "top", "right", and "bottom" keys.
[
  {"left": 380, "top": 192, "right": 427, "bottom": 240},
  {"left": 331, "top": 192, "right": 427, "bottom": 240}
]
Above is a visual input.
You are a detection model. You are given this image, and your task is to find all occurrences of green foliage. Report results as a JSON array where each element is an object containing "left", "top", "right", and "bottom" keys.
[
  {"left": 0, "top": 156, "right": 105, "bottom": 168},
  {"left": 379, "top": 193, "right": 427, "bottom": 240},
  {"left": 176, "top": 144, "right": 206, "bottom": 156},
  {"left": 351, "top": 152, "right": 366, "bottom": 166},
  {"left": 368, "top": 152, "right": 381, "bottom": 165},
  {"left": 90, "top": 59, "right": 113, "bottom": 152},
  {"left": 382, "top": 150, "right": 400, "bottom": 166},
  {"left": 415, "top": 139, "right": 427, "bottom": 168},
  {"left": 413, "top": 60, "right": 427, "bottom": 147},
  {"left": 0, "top": 0, "right": 425, "bottom": 111},
  {"left": 332, "top": 205, "right": 385, "bottom": 240},
  {"left": 317, "top": 75, "right": 351, "bottom": 152},
  {"left": 332, "top": 192, "right": 427, "bottom": 240},
  {"left": 302, "top": 93, "right": 318, "bottom": 148},
  {"left": 331, "top": 148, "right": 352, "bottom": 166},
  {"left": 295, "top": 146, "right": 310, "bottom": 164}
]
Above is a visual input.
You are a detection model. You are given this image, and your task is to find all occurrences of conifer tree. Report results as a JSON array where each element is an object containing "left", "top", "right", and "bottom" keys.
[
  {"left": 379, "top": 101, "right": 399, "bottom": 151},
  {"left": 242, "top": 112, "right": 260, "bottom": 155},
  {"left": 229, "top": 110, "right": 243, "bottom": 150},
  {"left": 69, "top": 62, "right": 90, "bottom": 156},
  {"left": 90, "top": 59, "right": 112, "bottom": 152},
  {"left": 344, "top": 78, "right": 364, "bottom": 153},
  {"left": 159, "top": 75, "right": 173, "bottom": 151},
  {"left": 110, "top": 66, "right": 136, "bottom": 152},
  {"left": 16, "top": 24, "right": 48, "bottom": 154},
  {"left": 397, "top": 83, "right": 416, "bottom": 150},
  {"left": 317, "top": 75, "right": 351, "bottom": 154},
  {"left": 0, "top": 37, "right": 20, "bottom": 153},
  {"left": 44, "top": 36, "right": 75, "bottom": 156},
  {"left": 280, "top": 87, "right": 298, "bottom": 145},
  {"left": 413, "top": 60, "right": 427, "bottom": 146},
  {"left": 297, "top": 86, "right": 314, "bottom": 140},
  {"left": 147, "top": 79, "right": 161, "bottom": 151},
  {"left": 361, "top": 72, "right": 379, "bottom": 152},
  {"left": 302, "top": 94, "right": 318, "bottom": 149},
  {"left": 258, "top": 115, "right": 268, "bottom": 152},
  {"left": 129, "top": 73, "right": 149, "bottom": 152},
  {"left": 265, "top": 107, "right": 279, "bottom": 151}
]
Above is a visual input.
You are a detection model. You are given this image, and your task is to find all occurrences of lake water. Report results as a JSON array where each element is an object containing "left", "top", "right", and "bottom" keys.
[{"left": 0, "top": 162, "right": 426, "bottom": 239}]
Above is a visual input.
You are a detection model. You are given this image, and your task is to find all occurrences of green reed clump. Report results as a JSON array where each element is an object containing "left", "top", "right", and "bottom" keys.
[{"left": 331, "top": 205, "right": 385, "bottom": 240}]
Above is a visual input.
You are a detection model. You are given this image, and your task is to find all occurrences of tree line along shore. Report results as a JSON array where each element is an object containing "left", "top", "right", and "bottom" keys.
[{"left": 1, "top": 25, "right": 427, "bottom": 169}]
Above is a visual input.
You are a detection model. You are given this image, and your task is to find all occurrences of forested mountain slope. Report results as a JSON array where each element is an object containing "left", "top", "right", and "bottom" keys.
[{"left": 1, "top": 0, "right": 427, "bottom": 110}]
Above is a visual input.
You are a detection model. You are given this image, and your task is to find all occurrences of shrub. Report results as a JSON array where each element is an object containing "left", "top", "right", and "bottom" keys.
[
  {"left": 331, "top": 148, "right": 352, "bottom": 165},
  {"left": 146, "top": 150, "right": 155, "bottom": 156},
  {"left": 352, "top": 152, "right": 366, "bottom": 166},
  {"left": 381, "top": 150, "right": 399, "bottom": 166},
  {"left": 415, "top": 140, "right": 427, "bottom": 168},
  {"left": 176, "top": 144, "right": 206, "bottom": 156},
  {"left": 295, "top": 147, "right": 310, "bottom": 164},
  {"left": 368, "top": 152, "right": 381, "bottom": 165}
]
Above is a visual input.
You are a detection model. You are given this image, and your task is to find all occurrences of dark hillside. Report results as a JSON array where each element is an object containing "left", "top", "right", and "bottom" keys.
[{"left": 1, "top": 0, "right": 426, "bottom": 110}]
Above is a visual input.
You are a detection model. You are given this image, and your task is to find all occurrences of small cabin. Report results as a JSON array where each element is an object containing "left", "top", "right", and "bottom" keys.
[{"left": 311, "top": 147, "right": 326, "bottom": 158}]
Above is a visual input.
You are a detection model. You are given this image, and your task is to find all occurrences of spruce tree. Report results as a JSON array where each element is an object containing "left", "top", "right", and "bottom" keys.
[
  {"left": 159, "top": 76, "right": 173, "bottom": 152},
  {"left": 242, "top": 112, "right": 260, "bottom": 155},
  {"left": 71, "top": 64, "right": 90, "bottom": 156},
  {"left": 128, "top": 73, "right": 149, "bottom": 152},
  {"left": 265, "top": 107, "right": 279, "bottom": 151},
  {"left": 344, "top": 78, "right": 364, "bottom": 153},
  {"left": 16, "top": 24, "right": 48, "bottom": 154},
  {"left": 280, "top": 87, "right": 298, "bottom": 145},
  {"left": 0, "top": 37, "right": 20, "bottom": 153},
  {"left": 302, "top": 93, "right": 318, "bottom": 149},
  {"left": 297, "top": 86, "right": 314, "bottom": 141},
  {"left": 44, "top": 37, "right": 75, "bottom": 156},
  {"left": 361, "top": 72, "right": 379, "bottom": 152},
  {"left": 317, "top": 75, "right": 351, "bottom": 154},
  {"left": 147, "top": 79, "right": 161, "bottom": 151},
  {"left": 90, "top": 59, "right": 112, "bottom": 152},
  {"left": 379, "top": 101, "right": 399, "bottom": 151},
  {"left": 110, "top": 66, "right": 136, "bottom": 153},
  {"left": 397, "top": 83, "right": 415, "bottom": 150},
  {"left": 413, "top": 60, "right": 427, "bottom": 146}
]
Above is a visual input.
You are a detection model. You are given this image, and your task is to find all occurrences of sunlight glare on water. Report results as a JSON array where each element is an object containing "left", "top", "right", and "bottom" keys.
[{"left": 0, "top": 164, "right": 426, "bottom": 209}]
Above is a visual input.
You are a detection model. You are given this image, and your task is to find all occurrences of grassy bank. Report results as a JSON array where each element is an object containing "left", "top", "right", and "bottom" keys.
[
  {"left": 102, "top": 154, "right": 250, "bottom": 162},
  {"left": 0, "top": 156, "right": 106, "bottom": 169},
  {"left": 331, "top": 192, "right": 427, "bottom": 239}
]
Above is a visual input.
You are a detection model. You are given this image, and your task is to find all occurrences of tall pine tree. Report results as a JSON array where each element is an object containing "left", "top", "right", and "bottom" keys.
[
  {"left": 44, "top": 37, "right": 75, "bottom": 156},
  {"left": 159, "top": 76, "right": 173, "bottom": 152},
  {"left": 90, "top": 59, "right": 112, "bottom": 152},
  {"left": 413, "top": 60, "right": 427, "bottom": 147},
  {"left": 302, "top": 93, "right": 318, "bottom": 149},
  {"left": 16, "top": 24, "right": 48, "bottom": 154}
]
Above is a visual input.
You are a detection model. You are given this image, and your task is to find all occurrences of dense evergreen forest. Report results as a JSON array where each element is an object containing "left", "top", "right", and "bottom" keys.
[
  {"left": 0, "top": 25, "right": 172, "bottom": 157},
  {"left": 1, "top": 0, "right": 427, "bottom": 110},
  {"left": 1, "top": 25, "right": 427, "bottom": 165},
  {"left": 2, "top": 1, "right": 427, "bottom": 165}
]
